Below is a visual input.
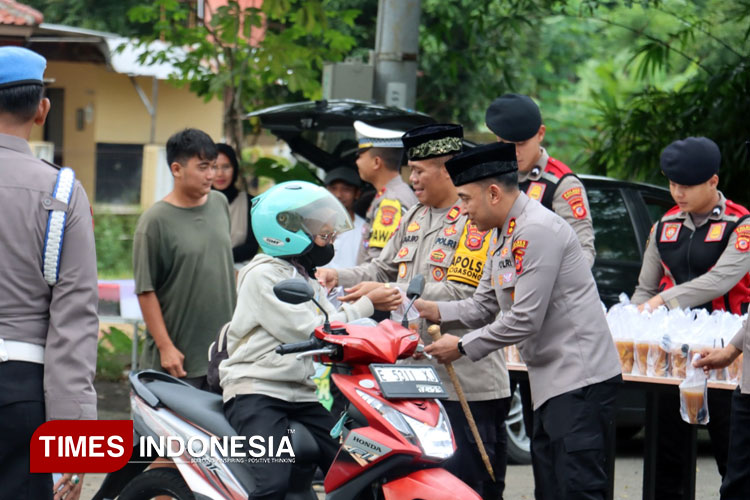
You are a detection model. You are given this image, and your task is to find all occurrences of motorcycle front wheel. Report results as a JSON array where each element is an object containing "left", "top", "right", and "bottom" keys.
[{"left": 118, "top": 467, "right": 195, "bottom": 500}]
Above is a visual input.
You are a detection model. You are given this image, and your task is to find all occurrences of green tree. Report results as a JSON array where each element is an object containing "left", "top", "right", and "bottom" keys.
[
  {"left": 127, "top": 0, "right": 359, "bottom": 152},
  {"left": 575, "top": 0, "right": 750, "bottom": 202},
  {"left": 23, "top": 0, "right": 150, "bottom": 36}
]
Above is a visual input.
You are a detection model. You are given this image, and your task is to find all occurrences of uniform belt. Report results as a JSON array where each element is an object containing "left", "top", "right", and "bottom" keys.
[{"left": 0, "top": 339, "right": 45, "bottom": 364}]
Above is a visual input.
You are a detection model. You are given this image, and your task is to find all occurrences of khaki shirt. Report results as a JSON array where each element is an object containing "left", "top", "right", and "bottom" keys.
[
  {"left": 730, "top": 320, "right": 750, "bottom": 394},
  {"left": 438, "top": 193, "right": 620, "bottom": 409},
  {"left": 0, "top": 132, "right": 98, "bottom": 420},
  {"left": 338, "top": 201, "right": 510, "bottom": 402},
  {"left": 357, "top": 175, "right": 418, "bottom": 264},
  {"left": 520, "top": 148, "right": 596, "bottom": 267},
  {"left": 632, "top": 193, "right": 750, "bottom": 309}
]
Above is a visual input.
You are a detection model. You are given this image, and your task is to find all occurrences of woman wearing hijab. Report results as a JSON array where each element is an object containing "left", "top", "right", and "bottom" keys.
[{"left": 213, "top": 143, "right": 259, "bottom": 264}]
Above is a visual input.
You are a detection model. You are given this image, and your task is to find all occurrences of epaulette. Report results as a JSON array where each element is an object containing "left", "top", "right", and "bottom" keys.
[
  {"left": 41, "top": 158, "right": 62, "bottom": 170},
  {"left": 545, "top": 157, "right": 574, "bottom": 179}
]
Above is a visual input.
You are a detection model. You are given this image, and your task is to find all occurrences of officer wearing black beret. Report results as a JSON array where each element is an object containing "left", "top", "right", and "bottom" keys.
[
  {"left": 486, "top": 93, "right": 599, "bottom": 480},
  {"left": 423, "top": 142, "right": 622, "bottom": 500},
  {"left": 632, "top": 136, "right": 749, "bottom": 500},
  {"left": 0, "top": 46, "right": 98, "bottom": 499},
  {"left": 485, "top": 94, "right": 595, "bottom": 266}
]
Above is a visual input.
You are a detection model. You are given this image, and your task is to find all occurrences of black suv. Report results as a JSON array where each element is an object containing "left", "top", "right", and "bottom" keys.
[{"left": 249, "top": 99, "right": 674, "bottom": 464}]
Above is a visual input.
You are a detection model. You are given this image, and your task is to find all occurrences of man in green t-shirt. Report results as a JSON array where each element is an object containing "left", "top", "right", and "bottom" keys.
[{"left": 133, "top": 128, "right": 236, "bottom": 389}]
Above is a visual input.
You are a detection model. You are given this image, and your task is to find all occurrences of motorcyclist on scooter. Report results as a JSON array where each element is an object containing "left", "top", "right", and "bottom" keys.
[{"left": 219, "top": 180, "right": 402, "bottom": 500}]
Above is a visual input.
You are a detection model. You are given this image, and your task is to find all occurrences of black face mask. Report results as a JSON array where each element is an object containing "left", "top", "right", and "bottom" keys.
[
  {"left": 308, "top": 243, "right": 335, "bottom": 268},
  {"left": 294, "top": 243, "right": 335, "bottom": 277}
]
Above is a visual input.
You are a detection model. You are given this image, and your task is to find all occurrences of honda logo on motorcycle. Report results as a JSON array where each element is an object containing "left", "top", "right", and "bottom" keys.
[{"left": 30, "top": 420, "right": 132, "bottom": 472}]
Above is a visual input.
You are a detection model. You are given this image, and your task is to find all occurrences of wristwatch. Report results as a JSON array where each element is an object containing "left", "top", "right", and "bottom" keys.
[{"left": 457, "top": 339, "right": 466, "bottom": 356}]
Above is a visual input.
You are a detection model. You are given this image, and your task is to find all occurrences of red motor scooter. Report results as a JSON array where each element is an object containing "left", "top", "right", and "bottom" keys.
[
  {"left": 93, "top": 275, "right": 480, "bottom": 500},
  {"left": 272, "top": 275, "right": 481, "bottom": 499}
]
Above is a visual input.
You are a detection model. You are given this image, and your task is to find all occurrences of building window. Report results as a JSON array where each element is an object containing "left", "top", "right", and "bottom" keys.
[{"left": 95, "top": 143, "right": 143, "bottom": 205}]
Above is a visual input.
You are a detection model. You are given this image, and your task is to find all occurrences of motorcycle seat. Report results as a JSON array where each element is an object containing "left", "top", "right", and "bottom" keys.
[
  {"left": 143, "top": 379, "right": 321, "bottom": 461},
  {"left": 145, "top": 379, "right": 238, "bottom": 438}
]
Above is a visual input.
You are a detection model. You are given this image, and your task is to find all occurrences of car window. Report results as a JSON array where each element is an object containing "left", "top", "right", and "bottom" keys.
[
  {"left": 587, "top": 187, "right": 640, "bottom": 261},
  {"left": 641, "top": 192, "right": 674, "bottom": 224}
]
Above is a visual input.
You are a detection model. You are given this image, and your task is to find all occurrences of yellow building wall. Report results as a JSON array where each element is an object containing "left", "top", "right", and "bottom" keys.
[
  {"left": 42, "top": 62, "right": 97, "bottom": 196},
  {"left": 41, "top": 61, "right": 223, "bottom": 201},
  {"left": 94, "top": 70, "right": 223, "bottom": 145}
]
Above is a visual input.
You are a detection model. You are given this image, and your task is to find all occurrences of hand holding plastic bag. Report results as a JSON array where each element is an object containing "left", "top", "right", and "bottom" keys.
[{"left": 679, "top": 353, "right": 709, "bottom": 425}]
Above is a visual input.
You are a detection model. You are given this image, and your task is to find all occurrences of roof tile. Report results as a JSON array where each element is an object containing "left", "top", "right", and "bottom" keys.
[{"left": 0, "top": 0, "right": 43, "bottom": 27}]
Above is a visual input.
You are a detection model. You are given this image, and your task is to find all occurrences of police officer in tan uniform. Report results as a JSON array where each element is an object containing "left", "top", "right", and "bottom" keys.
[
  {"left": 0, "top": 47, "right": 98, "bottom": 500},
  {"left": 696, "top": 317, "right": 750, "bottom": 499},
  {"left": 354, "top": 120, "right": 418, "bottom": 264},
  {"left": 631, "top": 137, "right": 748, "bottom": 500},
  {"left": 318, "top": 125, "right": 510, "bottom": 499},
  {"left": 422, "top": 142, "right": 621, "bottom": 500},
  {"left": 486, "top": 93, "right": 597, "bottom": 462},
  {"left": 486, "top": 94, "right": 595, "bottom": 266}
]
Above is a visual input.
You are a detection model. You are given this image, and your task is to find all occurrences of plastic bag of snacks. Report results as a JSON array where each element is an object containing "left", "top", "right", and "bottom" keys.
[
  {"left": 631, "top": 307, "right": 654, "bottom": 376},
  {"left": 647, "top": 309, "right": 670, "bottom": 377},
  {"left": 679, "top": 353, "right": 709, "bottom": 425},
  {"left": 728, "top": 353, "right": 744, "bottom": 383},
  {"left": 607, "top": 296, "right": 635, "bottom": 374}
]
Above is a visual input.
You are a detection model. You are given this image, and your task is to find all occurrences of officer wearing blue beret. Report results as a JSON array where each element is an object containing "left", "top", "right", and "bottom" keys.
[
  {"left": 0, "top": 46, "right": 98, "bottom": 500},
  {"left": 632, "top": 137, "right": 750, "bottom": 500}
]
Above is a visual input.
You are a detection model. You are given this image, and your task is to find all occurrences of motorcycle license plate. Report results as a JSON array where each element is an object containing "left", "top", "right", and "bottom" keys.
[{"left": 369, "top": 364, "right": 448, "bottom": 399}]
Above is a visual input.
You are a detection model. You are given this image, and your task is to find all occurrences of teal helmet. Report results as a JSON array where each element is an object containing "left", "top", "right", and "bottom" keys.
[{"left": 251, "top": 181, "right": 354, "bottom": 257}]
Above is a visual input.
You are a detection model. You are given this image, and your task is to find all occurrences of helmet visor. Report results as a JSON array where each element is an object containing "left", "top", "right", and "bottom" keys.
[{"left": 277, "top": 195, "right": 353, "bottom": 241}]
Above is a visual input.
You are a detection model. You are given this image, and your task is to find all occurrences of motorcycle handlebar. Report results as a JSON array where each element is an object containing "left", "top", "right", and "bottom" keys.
[{"left": 275, "top": 338, "right": 319, "bottom": 355}]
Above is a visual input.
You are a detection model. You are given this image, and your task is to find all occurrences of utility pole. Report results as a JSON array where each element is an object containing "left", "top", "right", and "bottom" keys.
[{"left": 373, "top": 0, "right": 421, "bottom": 109}]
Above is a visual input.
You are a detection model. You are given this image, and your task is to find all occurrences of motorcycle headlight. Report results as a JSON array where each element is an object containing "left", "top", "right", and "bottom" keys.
[{"left": 356, "top": 390, "right": 454, "bottom": 460}]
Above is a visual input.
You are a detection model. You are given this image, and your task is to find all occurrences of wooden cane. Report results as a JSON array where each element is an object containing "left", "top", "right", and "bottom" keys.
[{"left": 427, "top": 324, "right": 495, "bottom": 482}]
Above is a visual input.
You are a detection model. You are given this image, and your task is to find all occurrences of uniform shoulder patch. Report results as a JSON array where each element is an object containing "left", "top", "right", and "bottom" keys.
[
  {"left": 735, "top": 224, "right": 750, "bottom": 252},
  {"left": 562, "top": 187, "right": 587, "bottom": 220},
  {"left": 512, "top": 240, "right": 527, "bottom": 275}
]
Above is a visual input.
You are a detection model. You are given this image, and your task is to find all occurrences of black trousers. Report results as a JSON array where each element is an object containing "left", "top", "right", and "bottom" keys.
[
  {"left": 0, "top": 361, "right": 52, "bottom": 500},
  {"left": 655, "top": 387, "right": 731, "bottom": 500},
  {"left": 532, "top": 376, "right": 620, "bottom": 500},
  {"left": 224, "top": 393, "right": 340, "bottom": 500},
  {"left": 443, "top": 397, "right": 511, "bottom": 500},
  {"left": 721, "top": 388, "right": 750, "bottom": 500}
]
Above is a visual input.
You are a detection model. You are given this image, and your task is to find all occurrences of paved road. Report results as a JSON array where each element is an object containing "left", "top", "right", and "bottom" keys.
[
  {"left": 81, "top": 436, "right": 721, "bottom": 500},
  {"left": 81, "top": 381, "right": 721, "bottom": 499}
]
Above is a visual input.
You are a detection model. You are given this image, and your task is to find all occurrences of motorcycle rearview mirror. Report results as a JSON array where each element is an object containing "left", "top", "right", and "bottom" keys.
[
  {"left": 273, "top": 279, "right": 314, "bottom": 304},
  {"left": 273, "top": 279, "right": 331, "bottom": 333},
  {"left": 406, "top": 274, "right": 425, "bottom": 300},
  {"left": 401, "top": 274, "right": 425, "bottom": 328}
]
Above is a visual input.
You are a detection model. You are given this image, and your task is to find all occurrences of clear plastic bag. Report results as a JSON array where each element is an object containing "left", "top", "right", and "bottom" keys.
[
  {"left": 390, "top": 289, "right": 420, "bottom": 331},
  {"left": 607, "top": 298, "right": 634, "bottom": 374},
  {"left": 679, "top": 353, "right": 709, "bottom": 425}
]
